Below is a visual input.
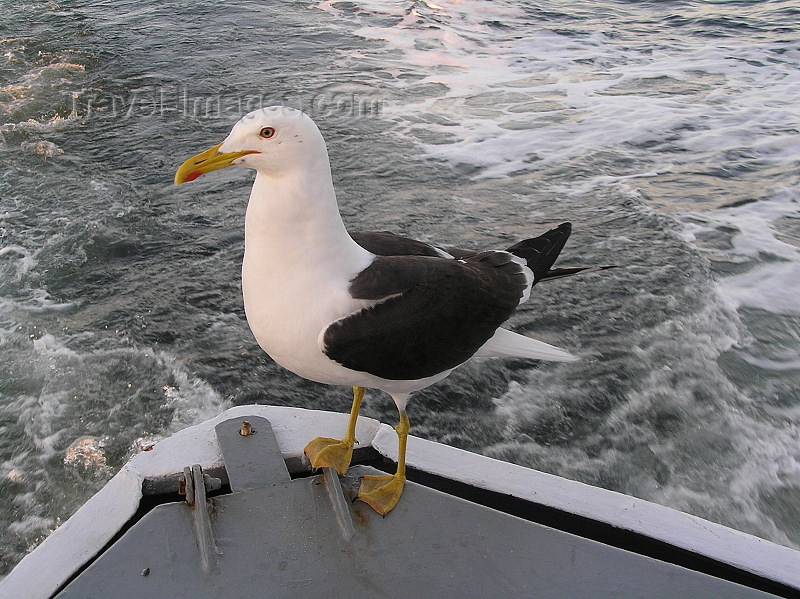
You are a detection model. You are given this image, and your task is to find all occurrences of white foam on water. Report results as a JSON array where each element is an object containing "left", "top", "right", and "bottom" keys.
[
  {"left": 0, "top": 245, "right": 38, "bottom": 281},
  {"left": 490, "top": 295, "right": 800, "bottom": 548},
  {"left": 0, "top": 39, "right": 87, "bottom": 171},
  {"left": 0, "top": 329, "right": 231, "bottom": 558},
  {"left": 7, "top": 515, "right": 55, "bottom": 536},
  {"left": 680, "top": 188, "right": 800, "bottom": 316},
  {"left": 327, "top": 0, "right": 800, "bottom": 317},
  {"left": 327, "top": 5, "right": 798, "bottom": 186},
  {"left": 19, "top": 140, "right": 63, "bottom": 157},
  {"left": 0, "top": 242, "right": 80, "bottom": 322},
  {"left": 739, "top": 353, "right": 800, "bottom": 372}
]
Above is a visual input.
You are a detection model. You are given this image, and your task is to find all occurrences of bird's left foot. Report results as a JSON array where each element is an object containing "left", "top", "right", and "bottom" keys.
[
  {"left": 304, "top": 437, "right": 355, "bottom": 476},
  {"left": 357, "top": 474, "right": 406, "bottom": 515}
]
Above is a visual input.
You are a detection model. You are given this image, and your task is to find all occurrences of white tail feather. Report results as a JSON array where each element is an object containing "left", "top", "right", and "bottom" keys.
[{"left": 475, "top": 328, "right": 579, "bottom": 362}]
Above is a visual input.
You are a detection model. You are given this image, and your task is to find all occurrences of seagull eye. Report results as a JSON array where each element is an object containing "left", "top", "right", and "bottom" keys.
[{"left": 259, "top": 127, "right": 276, "bottom": 139}]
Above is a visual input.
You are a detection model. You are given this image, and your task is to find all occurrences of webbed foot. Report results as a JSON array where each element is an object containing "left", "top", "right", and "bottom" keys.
[
  {"left": 357, "top": 474, "right": 406, "bottom": 516},
  {"left": 303, "top": 437, "right": 355, "bottom": 476}
]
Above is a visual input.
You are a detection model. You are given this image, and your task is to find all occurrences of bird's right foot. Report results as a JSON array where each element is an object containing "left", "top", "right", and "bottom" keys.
[{"left": 304, "top": 437, "right": 355, "bottom": 475}]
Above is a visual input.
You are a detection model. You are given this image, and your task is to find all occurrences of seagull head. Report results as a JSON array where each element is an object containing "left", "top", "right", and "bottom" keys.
[{"left": 174, "top": 106, "right": 326, "bottom": 185}]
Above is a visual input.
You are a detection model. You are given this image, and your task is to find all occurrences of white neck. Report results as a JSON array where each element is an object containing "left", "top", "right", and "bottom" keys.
[{"left": 243, "top": 158, "right": 372, "bottom": 279}]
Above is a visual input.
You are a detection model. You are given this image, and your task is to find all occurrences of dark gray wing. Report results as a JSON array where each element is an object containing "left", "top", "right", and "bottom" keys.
[
  {"left": 322, "top": 252, "right": 528, "bottom": 380},
  {"left": 350, "top": 225, "right": 578, "bottom": 273},
  {"left": 350, "top": 231, "right": 443, "bottom": 258}
]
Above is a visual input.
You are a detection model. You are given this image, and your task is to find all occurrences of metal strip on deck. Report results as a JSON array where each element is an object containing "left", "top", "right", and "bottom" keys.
[{"left": 215, "top": 416, "right": 290, "bottom": 489}]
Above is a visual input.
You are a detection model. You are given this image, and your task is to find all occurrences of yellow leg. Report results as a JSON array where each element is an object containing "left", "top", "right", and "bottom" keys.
[
  {"left": 357, "top": 410, "right": 409, "bottom": 516},
  {"left": 304, "top": 386, "right": 365, "bottom": 475}
]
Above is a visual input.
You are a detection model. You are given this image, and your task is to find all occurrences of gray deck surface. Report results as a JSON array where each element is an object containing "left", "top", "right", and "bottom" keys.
[{"left": 56, "top": 417, "right": 778, "bottom": 598}]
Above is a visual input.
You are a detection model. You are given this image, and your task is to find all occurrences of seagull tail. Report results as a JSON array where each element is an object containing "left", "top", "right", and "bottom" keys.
[
  {"left": 476, "top": 328, "right": 579, "bottom": 362},
  {"left": 539, "top": 264, "right": 618, "bottom": 282},
  {"left": 506, "top": 222, "right": 572, "bottom": 285}
]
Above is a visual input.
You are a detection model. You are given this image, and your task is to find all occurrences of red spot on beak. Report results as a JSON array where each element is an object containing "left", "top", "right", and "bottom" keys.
[{"left": 184, "top": 171, "right": 202, "bottom": 182}]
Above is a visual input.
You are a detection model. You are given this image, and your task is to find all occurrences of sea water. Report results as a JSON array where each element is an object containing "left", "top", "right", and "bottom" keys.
[{"left": 1, "top": 0, "right": 798, "bottom": 575}]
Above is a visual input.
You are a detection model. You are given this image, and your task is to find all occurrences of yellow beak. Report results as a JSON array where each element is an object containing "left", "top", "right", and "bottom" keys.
[{"left": 174, "top": 143, "right": 257, "bottom": 185}]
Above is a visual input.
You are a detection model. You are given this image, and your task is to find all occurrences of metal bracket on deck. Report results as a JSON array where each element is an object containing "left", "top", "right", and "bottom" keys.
[
  {"left": 178, "top": 465, "right": 222, "bottom": 507},
  {"left": 215, "top": 416, "right": 290, "bottom": 489},
  {"left": 178, "top": 464, "right": 221, "bottom": 572},
  {"left": 214, "top": 416, "right": 355, "bottom": 542}
]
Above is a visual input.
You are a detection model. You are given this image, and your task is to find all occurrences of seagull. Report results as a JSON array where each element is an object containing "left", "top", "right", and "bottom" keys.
[{"left": 175, "top": 106, "right": 590, "bottom": 515}]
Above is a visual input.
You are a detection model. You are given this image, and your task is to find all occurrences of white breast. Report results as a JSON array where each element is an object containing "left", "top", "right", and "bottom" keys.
[{"left": 241, "top": 246, "right": 367, "bottom": 384}]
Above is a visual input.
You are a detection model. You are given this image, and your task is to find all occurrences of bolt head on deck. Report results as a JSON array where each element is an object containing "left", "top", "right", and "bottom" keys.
[{"left": 239, "top": 420, "right": 254, "bottom": 436}]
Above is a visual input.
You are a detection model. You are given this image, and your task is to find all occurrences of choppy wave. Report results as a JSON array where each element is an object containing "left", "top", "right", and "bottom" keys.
[{"left": 0, "top": 330, "right": 229, "bottom": 572}]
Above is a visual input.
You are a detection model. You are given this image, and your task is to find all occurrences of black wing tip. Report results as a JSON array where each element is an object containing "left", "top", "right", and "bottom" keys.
[{"left": 506, "top": 223, "right": 573, "bottom": 281}]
